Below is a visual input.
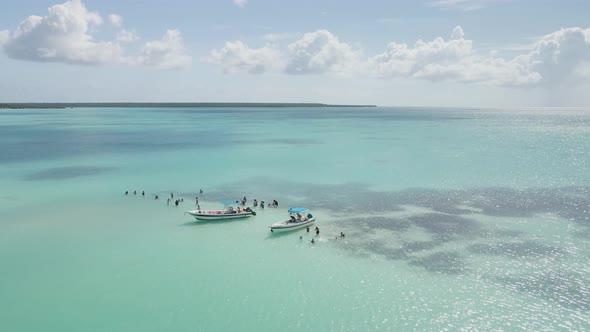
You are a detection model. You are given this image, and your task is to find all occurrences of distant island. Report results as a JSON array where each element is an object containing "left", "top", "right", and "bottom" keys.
[{"left": 0, "top": 102, "right": 376, "bottom": 109}]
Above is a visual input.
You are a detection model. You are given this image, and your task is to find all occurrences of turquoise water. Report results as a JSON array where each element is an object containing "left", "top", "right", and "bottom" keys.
[{"left": 1, "top": 107, "right": 589, "bottom": 331}]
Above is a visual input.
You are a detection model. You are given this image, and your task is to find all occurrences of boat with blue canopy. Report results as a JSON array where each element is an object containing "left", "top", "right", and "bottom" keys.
[
  {"left": 269, "top": 208, "right": 316, "bottom": 232},
  {"left": 186, "top": 200, "right": 256, "bottom": 221}
]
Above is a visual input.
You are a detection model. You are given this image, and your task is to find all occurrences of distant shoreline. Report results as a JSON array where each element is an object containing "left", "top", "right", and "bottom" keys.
[{"left": 0, "top": 102, "right": 377, "bottom": 109}]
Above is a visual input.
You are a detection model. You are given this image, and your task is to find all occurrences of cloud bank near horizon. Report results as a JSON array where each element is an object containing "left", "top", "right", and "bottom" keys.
[
  {"left": 209, "top": 26, "right": 590, "bottom": 87},
  {"left": 1, "top": 0, "right": 589, "bottom": 87}
]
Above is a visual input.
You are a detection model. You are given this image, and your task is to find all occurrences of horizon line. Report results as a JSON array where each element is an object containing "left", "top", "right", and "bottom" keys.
[{"left": 0, "top": 102, "right": 377, "bottom": 109}]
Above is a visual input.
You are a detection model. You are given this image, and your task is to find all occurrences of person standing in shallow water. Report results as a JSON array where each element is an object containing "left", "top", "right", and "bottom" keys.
[
  {"left": 196, "top": 197, "right": 199, "bottom": 205},
  {"left": 315, "top": 227, "right": 320, "bottom": 235},
  {"left": 142, "top": 191, "right": 145, "bottom": 196},
  {"left": 306, "top": 226, "right": 310, "bottom": 233}
]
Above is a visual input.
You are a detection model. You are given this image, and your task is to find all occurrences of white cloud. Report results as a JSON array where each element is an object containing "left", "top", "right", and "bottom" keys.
[
  {"left": 371, "top": 26, "right": 475, "bottom": 77},
  {"left": 0, "top": 0, "right": 123, "bottom": 65},
  {"left": 139, "top": 29, "right": 192, "bottom": 70},
  {"left": 208, "top": 30, "right": 361, "bottom": 76},
  {"left": 1, "top": 0, "right": 194, "bottom": 70},
  {"left": 284, "top": 30, "right": 360, "bottom": 75},
  {"left": 209, "top": 25, "right": 590, "bottom": 87},
  {"left": 450, "top": 26, "right": 464, "bottom": 40},
  {"left": 108, "top": 14, "right": 123, "bottom": 27},
  {"left": 233, "top": 0, "right": 247, "bottom": 8},
  {"left": 208, "top": 41, "right": 280, "bottom": 74},
  {"left": 371, "top": 26, "right": 590, "bottom": 86},
  {"left": 427, "top": 0, "right": 506, "bottom": 11},
  {"left": 522, "top": 27, "right": 590, "bottom": 83},
  {"left": 371, "top": 26, "right": 552, "bottom": 86},
  {"left": 116, "top": 29, "right": 138, "bottom": 43}
]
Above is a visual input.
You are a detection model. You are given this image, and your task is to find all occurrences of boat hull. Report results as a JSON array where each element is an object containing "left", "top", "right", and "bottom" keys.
[
  {"left": 186, "top": 210, "right": 253, "bottom": 221},
  {"left": 269, "top": 218, "right": 316, "bottom": 232}
]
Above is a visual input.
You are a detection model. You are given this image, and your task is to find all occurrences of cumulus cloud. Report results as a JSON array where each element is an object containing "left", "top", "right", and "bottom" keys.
[
  {"left": 108, "top": 14, "right": 123, "bottom": 27},
  {"left": 371, "top": 26, "right": 474, "bottom": 78},
  {"left": 522, "top": 27, "right": 590, "bottom": 83},
  {"left": 284, "top": 30, "right": 360, "bottom": 74},
  {"left": 116, "top": 29, "right": 138, "bottom": 43},
  {"left": 370, "top": 26, "right": 590, "bottom": 86},
  {"left": 208, "top": 41, "right": 280, "bottom": 74},
  {"left": 0, "top": 0, "right": 194, "bottom": 70},
  {"left": 233, "top": 0, "right": 247, "bottom": 8},
  {"left": 1, "top": 0, "right": 123, "bottom": 65},
  {"left": 207, "top": 29, "right": 360, "bottom": 75},
  {"left": 208, "top": 25, "right": 590, "bottom": 86},
  {"left": 450, "top": 26, "right": 464, "bottom": 40},
  {"left": 138, "top": 29, "right": 192, "bottom": 70}
]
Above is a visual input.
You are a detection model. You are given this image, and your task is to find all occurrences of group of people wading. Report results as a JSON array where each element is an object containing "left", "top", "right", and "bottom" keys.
[
  {"left": 124, "top": 189, "right": 204, "bottom": 208},
  {"left": 253, "top": 199, "right": 278, "bottom": 209}
]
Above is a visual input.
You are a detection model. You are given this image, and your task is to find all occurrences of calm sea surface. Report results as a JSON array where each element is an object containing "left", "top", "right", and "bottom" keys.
[{"left": 1, "top": 107, "right": 589, "bottom": 331}]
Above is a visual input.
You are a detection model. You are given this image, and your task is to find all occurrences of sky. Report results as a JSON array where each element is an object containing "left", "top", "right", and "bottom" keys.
[{"left": 0, "top": 0, "right": 589, "bottom": 107}]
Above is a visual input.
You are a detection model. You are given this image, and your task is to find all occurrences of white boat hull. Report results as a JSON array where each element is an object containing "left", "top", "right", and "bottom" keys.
[
  {"left": 186, "top": 210, "right": 254, "bottom": 221},
  {"left": 269, "top": 218, "right": 316, "bottom": 232}
]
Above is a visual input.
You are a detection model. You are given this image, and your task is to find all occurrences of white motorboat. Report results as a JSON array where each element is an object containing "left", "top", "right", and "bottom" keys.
[
  {"left": 269, "top": 208, "right": 316, "bottom": 232},
  {"left": 186, "top": 201, "right": 256, "bottom": 221}
]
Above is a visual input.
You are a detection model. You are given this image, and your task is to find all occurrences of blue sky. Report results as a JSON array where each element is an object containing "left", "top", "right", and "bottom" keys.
[{"left": 1, "top": 0, "right": 589, "bottom": 106}]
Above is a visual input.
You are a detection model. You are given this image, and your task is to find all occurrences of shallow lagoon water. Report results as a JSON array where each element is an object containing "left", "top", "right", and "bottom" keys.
[{"left": 1, "top": 107, "right": 589, "bottom": 331}]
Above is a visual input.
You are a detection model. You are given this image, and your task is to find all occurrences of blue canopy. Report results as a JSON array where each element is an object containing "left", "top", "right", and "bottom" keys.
[
  {"left": 288, "top": 207, "right": 309, "bottom": 213},
  {"left": 221, "top": 200, "right": 239, "bottom": 205}
]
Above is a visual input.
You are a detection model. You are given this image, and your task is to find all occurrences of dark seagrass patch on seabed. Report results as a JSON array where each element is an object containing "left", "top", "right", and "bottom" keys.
[
  {"left": 23, "top": 166, "right": 116, "bottom": 180},
  {"left": 204, "top": 178, "right": 589, "bottom": 274}
]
